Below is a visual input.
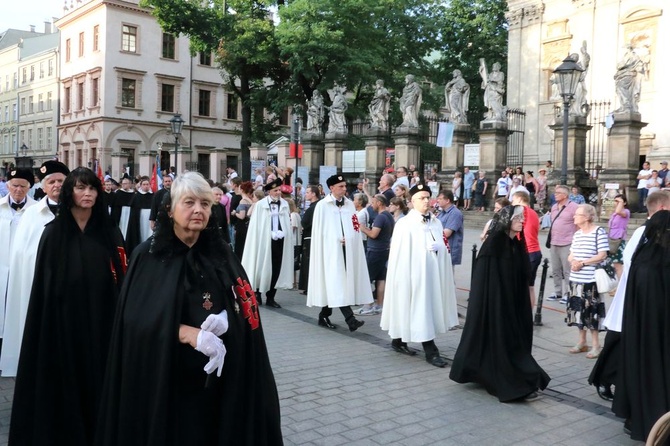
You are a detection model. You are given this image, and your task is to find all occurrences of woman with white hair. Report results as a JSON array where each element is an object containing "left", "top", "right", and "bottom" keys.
[
  {"left": 566, "top": 204, "right": 608, "bottom": 358},
  {"left": 97, "top": 172, "right": 282, "bottom": 445}
]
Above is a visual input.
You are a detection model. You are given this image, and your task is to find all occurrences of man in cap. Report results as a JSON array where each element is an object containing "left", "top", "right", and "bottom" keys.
[
  {"left": 242, "top": 178, "right": 293, "bottom": 308},
  {"left": 659, "top": 161, "right": 669, "bottom": 188},
  {"left": 307, "top": 174, "right": 371, "bottom": 331},
  {"left": 381, "top": 184, "right": 459, "bottom": 367},
  {"left": 0, "top": 161, "right": 69, "bottom": 376},
  {"left": 0, "top": 168, "right": 37, "bottom": 354}
]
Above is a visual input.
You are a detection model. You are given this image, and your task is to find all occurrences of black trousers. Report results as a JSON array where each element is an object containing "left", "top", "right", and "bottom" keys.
[
  {"left": 298, "top": 238, "right": 311, "bottom": 291},
  {"left": 265, "top": 238, "right": 284, "bottom": 302},
  {"left": 319, "top": 305, "right": 354, "bottom": 320}
]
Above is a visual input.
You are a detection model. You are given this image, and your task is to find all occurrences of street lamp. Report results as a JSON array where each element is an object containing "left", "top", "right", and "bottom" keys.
[
  {"left": 20, "top": 143, "right": 28, "bottom": 157},
  {"left": 169, "top": 113, "right": 184, "bottom": 175},
  {"left": 553, "top": 56, "right": 584, "bottom": 186},
  {"left": 291, "top": 113, "right": 300, "bottom": 200}
]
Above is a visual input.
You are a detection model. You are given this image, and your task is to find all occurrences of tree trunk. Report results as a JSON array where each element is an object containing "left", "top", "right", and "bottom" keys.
[{"left": 239, "top": 74, "right": 252, "bottom": 181}]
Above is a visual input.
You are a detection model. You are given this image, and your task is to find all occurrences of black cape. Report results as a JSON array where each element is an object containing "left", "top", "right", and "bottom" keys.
[
  {"left": 211, "top": 203, "right": 231, "bottom": 244},
  {"left": 124, "top": 191, "right": 153, "bottom": 254},
  {"left": 298, "top": 198, "right": 319, "bottom": 290},
  {"left": 613, "top": 232, "right": 670, "bottom": 442},
  {"left": 110, "top": 189, "right": 134, "bottom": 226},
  {"left": 96, "top": 234, "right": 282, "bottom": 445},
  {"left": 9, "top": 215, "right": 126, "bottom": 445},
  {"left": 450, "top": 230, "right": 550, "bottom": 402}
]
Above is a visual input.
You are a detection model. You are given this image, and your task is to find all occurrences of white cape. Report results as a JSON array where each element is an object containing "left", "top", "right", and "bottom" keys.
[
  {"left": 603, "top": 224, "right": 645, "bottom": 332},
  {"left": 306, "top": 194, "right": 373, "bottom": 307},
  {"left": 0, "top": 195, "right": 37, "bottom": 336},
  {"left": 0, "top": 198, "right": 55, "bottom": 376},
  {"left": 381, "top": 209, "right": 459, "bottom": 342},
  {"left": 241, "top": 198, "right": 294, "bottom": 293}
]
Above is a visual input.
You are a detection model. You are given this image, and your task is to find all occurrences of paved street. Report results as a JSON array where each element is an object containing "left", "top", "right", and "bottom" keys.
[{"left": 0, "top": 223, "right": 643, "bottom": 445}]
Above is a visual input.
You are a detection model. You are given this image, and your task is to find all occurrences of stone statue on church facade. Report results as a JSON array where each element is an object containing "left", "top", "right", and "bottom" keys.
[
  {"left": 613, "top": 44, "right": 645, "bottom": 114},
  {"left": 444, "top": 69, "right": 470, "bottom": 124},
  {"left": 479, "top": 60, "right": 506, "bottom": 121},
  {"left": 398, "top": 74, "right": 422, "bottom": 128},
  {"left": 326, "top": 84, "right": 348, "bottom": 134},
  {"left": 305, "top": 90, "right": 325, "bottom": 135},
  {"left": 368, "top": 79, "right": 390, "bottom": 130}
]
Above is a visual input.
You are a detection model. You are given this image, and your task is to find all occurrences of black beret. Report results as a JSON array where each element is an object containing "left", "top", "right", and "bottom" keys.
[
  {"left": 264, "top": 178, "right": 283, "bottom": 192},
  {"left": 326, "top": 174, "right": 346, "bottom": 188},
  {"left": 38, "top": 161, "right": 70, "bottom": 180},
  {"left": 8, "top": 168, "right": 34, "bottom": 187},
  {"left": 409, "top": 183, "right": 430, "bottom": 197}
]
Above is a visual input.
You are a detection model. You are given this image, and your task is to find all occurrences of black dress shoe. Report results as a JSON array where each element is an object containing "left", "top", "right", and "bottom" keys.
[
  {"left": 426, "top": 354, "right": 447, "bottom": 368},
  {"left": 318, "top": 317, "right": 337, "bottom": 329},
  {"left": 346, "top": 318, "right": 365, "bottom": 332},
  {"left": 255, "top": 292, "right": 262, "bottom": 306},
  {"left": 391, "top": 343, "right": 417, "bottom": 356},
  {"left": 266, "top": 300, "right": 282, "bottom": 308},
  {"left": 597, "top": 385, "right": 614, "bottom": 402}
]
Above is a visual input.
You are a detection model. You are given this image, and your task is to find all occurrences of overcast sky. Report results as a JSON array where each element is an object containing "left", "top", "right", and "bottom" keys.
[{"left": 1, "top": 1, "right": 63, "bottom": 34}]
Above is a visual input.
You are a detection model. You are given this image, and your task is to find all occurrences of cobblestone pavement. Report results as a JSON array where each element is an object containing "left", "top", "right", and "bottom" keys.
[{"left": 0, "top": 226, "right": 643, "bottom": 445}]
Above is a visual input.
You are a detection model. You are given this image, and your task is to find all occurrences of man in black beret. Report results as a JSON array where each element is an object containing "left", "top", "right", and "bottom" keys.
[
  {"left": 380, "top": 184, "right": 459, "bottom": 367},
  {"left": 0, "top": 168, "right": 37, "bottom": 355},
  {"left": 306, "top": 174, "right": 371, "bottom": 331},
  {"left": 241, "top": 178, "right": 293, "bottom": 308},
  {"left": 0, "top": 161, "right": 70, "bottom": 376}
]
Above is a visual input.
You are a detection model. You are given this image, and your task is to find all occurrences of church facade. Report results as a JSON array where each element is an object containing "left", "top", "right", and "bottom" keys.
[{"left": 506, "top": 0, "right": 667, "bottom": 172}]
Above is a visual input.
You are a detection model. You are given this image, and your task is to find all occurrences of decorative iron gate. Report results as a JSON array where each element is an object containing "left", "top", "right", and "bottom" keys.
[
  {"left": 585, "top": 100, "right": 610, "bottom": 180},
  {"left": 506, "top": 108, "right": 526, "bottom": 167}
]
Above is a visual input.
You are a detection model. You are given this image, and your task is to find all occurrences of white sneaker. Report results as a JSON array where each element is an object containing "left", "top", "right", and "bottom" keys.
[
  {"left": 372, "top": 304, "right": 382, "bottom": 314},
  {"left": 357, "top": 304, "right": 376, "bottom": 316},
  {"left": 546, "top": 294, "right": 559, "bottom": 301}
]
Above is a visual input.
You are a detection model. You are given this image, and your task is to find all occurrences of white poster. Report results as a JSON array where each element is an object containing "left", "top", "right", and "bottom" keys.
[
  {"left": 319, "top": 165, "right": 338, "bottom": 188},
  {"left": 464, "top": 144, "right": 481, "bottom": 167},
  {"left": 436, "top": 122, "right": 454, "bottom": 148},
  {"left": 342, "top": 150, "right": 366, "bottom": 173}
]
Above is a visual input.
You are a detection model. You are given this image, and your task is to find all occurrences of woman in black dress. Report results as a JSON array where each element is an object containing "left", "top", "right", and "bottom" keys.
[
  {"left": 97, "top": 172, "right": 282, "bottom": 446},
  {"left": 9, "top": 167, "right": 127, "bottom": 445},
  {"left": 450, "top": 205, "right": 550, "bottom": 402}
]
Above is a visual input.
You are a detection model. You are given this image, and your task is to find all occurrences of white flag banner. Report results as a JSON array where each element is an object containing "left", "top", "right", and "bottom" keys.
[{"left": 437, "top": 122, "right": 454, "bottom": 148}]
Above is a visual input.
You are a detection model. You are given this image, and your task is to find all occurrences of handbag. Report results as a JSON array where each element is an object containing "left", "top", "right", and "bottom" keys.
[
  {"left": 545, "top": 204, "right": 566, "bottom": 249},
  {"left": 608, "top": 237, "right": 622, "bottom": 255},
  {"left": 595, "top": 265, "right": 618, "bottom": 293}
]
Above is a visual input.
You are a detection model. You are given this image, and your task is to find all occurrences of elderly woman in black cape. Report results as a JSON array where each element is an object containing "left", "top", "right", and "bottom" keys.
[
  {"left": 96, "top": 172, "right": 282, "bottom": 446},
  {"left": 9, "top": 167, "right": 127, "bottom": 445},
  {"left": 613, "top": 210, "right": 670, "bottom": 442},
  {"left": 450, "top": 205, "right": 550, "bottom": 402}
]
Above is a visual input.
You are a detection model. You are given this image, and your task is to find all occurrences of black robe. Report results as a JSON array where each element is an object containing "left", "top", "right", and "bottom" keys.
[
  {"left": 96, "top": 235, "right": 283, "bottom": 446},
  {"left": 9, "top": 215, "right": 126, "bottom": 445},
  {"left": 211, "top": 203, "right": 231, "bottom": 244},
  {"left": 124, "top": 191, "right": 153, "bottom": 254},
  {"left": 298, "top": 199, "right": 319, "bottom": 290},
  {"left": 613, "top": 235, "right": 670, "bottom": 442},
  {"left": 450, "top": 230, "right": 550, "bottom": 402}
]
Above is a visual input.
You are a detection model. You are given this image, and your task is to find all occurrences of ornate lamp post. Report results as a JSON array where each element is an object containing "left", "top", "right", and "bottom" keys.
[
  {"left": 553, "top": 56, "right": 583, "bottom": 186},
  {"left": 169, "top": 113, "right": 184, "bottom": 175}
]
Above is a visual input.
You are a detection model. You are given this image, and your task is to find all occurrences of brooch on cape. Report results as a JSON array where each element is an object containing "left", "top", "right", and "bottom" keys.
[{"left": 202, "top": 292, "right": 213, "bottom": 311}]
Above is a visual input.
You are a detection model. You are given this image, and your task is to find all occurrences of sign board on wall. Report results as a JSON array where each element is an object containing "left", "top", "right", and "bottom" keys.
[
  {"left": 250, "top": 160, "right": 266, "bottom": 179},
  {"left": 342, "top": 150, "right": 366, "bottom": 173},
  {"left": 464, "top": 144, "right": 480, "bottom": 167},
  {"left": 319, "top": 165, "right": 338, "bottom": 188}
]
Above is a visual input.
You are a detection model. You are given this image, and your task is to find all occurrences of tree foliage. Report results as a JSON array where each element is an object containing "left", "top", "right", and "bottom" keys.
[{"left": 433, "top": 0, "right": 508, "bottom": 126}]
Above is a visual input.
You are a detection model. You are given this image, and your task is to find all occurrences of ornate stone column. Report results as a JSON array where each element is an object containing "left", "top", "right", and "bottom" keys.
[
  {"left": 323, "top": 132, "right": 347, "bottom": 170},
  {"left": 363, "top": 128, "right": 389, "bottom": 195},
  {"left": 138, "top": 150, "right": 154, "bottom": 176},
  {"left": 599, "top": 111, "right": 648, "bottom": 211},
  {"left": 477, "top": 121, "right": 509, "bottom": 204},
  {"left": 548, "top": 115, "right": 592, "bottom": 187},
  {"left": 111, "top": 151, "right": 128, "bottom": 180},
  {"left": 393, "top": 127, "right": 420, "bottom": 171},
  {"left": 301, "top": 133, "right": 324, "bottom": 184},
  {"left": 441, "top": 123, "right": 470, "bottom": 175},
  {"left": 208, "top": 148, "right": 228, "bottom": 183}
]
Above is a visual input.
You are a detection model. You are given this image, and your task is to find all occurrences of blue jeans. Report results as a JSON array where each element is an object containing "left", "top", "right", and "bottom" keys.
[{"left": 638, "top": 188, "right": 648, "bottom": 211}]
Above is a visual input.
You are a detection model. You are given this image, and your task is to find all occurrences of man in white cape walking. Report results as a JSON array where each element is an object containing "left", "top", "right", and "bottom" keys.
[
  {"left": 241, "top": 178, "right": 293, "bottom": 308},
  {"left": 306, "top": 174, "right": 371, "bottom": 331},
  {"left": 381, "top": 184, "right": 459, "bottom": 367}
]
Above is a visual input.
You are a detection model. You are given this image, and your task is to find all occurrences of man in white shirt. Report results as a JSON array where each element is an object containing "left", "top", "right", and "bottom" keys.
[
  {"left": 493, "top": 170, "right": 512, "bottom": 197},
  {"left": 637, "top": 161, "right": 652, "bottom": 211},
  {"left": 391, "top": 166, "right": 410, "bottom": 189}
]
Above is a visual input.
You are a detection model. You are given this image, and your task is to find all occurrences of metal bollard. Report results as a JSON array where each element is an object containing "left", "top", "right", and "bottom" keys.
[
  {"left": 470, "top": 244, "right": 478, "bottom": 287},
  {"left": 534, "top": 258, "right": 550, "bottom": 326}
]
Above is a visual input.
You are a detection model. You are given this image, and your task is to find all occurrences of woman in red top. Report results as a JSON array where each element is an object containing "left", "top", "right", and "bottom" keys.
[{"left": 512, "top": 191, "right": 541, "bottom": 310}]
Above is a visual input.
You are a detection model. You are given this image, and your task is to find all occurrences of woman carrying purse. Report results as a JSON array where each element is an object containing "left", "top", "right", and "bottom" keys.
[{"left": 607, "top": 194, "right": 630, "bottom": 278}]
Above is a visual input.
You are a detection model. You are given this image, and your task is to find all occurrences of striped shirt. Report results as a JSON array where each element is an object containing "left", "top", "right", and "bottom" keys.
[{"left": 569, "top": 226, "right": 609, "bottom": 283}]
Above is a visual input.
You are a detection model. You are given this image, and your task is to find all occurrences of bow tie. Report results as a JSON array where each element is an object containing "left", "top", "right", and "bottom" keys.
[
  {"left": 270, "top": 200, "right": 279, "bottom": 207},
  {"left": 10, "top": 201, "right": 25, "bottom": 210},
  {"left": 422, "top": 214, "right": 431, "bottom": 223},
  {"left": 335, "top": 199, "right": 344, "bottom": 207}
]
